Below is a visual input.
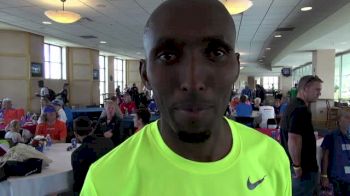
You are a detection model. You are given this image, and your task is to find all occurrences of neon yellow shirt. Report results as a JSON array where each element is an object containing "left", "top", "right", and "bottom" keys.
[{"left": 81, "top": 117, "right": 291, "bottom": 196}]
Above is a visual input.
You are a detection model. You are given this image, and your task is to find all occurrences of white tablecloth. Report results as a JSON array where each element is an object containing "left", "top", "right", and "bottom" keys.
[
  {"left": 316, "top": 137, "right": 324, "bottom": 171},
  {"left": 0, "top": 143, "right": 75, "bottom": 196}
]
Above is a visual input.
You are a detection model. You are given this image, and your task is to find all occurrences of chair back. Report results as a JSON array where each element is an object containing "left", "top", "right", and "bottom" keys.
[
  {"left": 235, "top": 116, "right": 254, "bottom": 127},
  {"left": 259, "top": 106, "right": 275, "bottom": 128}
]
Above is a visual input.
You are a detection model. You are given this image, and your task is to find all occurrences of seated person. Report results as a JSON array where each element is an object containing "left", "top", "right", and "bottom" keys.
[
  {"left": 252, "top": 97, "right": 262, "bottom": 111},
  {"left": 119, "top": 92, "right": 136, "bottom": 115},
  {"left": 1, "top": 98, "right": 24, "bottom": 126},
  {"left": 229, "top": 96, "right": 240, "bottom": 113},
  {"left": 71, "top": 116, "right": 114, "bottom": 194},
  {"left": 99, "top": 96, "right": 123, "bottom": 119},
  {"left": 134, "top": 108, "right": 151, "bottom": 132},
  {"left": 52, "top": 99, "right": 67, "bottom": 123},
  {"left": 147, "top": 99, "right": 158, "bottom": 113},
  {"left": 321, "top": 109, "right": 350, "bottom": 195},
  {"left": 235, "top": 95, "right": 252, "bottom": 117},
  {"left": 35, "top": 105, "right": 67, "bottom": 143},
  {"left": 279, "top": 97, "right": 289, "bottom": 116},
  {"left": 5, "top": 120, "right": 24, "bottom": 144},
  {"left": 95, "top": 100, "right": 123, "bottom": 146},
  {"left": 273, "top": 98, "right": 281, "bottom": 116}
]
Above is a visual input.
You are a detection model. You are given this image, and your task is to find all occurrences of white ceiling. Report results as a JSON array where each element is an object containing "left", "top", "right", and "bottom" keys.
[{"left": 0, "top": 0, "right": 349, "bottom": 75}]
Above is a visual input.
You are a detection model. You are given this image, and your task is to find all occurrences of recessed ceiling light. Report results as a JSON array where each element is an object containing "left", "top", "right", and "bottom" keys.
[
  {"left": 42, "top": 21, "right": 52, "bottom": 25},
  {"left": 136, "top": 52, "right": 141, "bottom": 55},
  {"left": 100, "top": 41, "right": 107, "bottom": 44},
  {"left": 340, "top": 42, "right": 347, "bottom": 45},
  {"left": 240, "top": 66, "right": 244, "bottom": 70},
  {"left": 266, "top": 48, "right": 271, "bottom": 50},
  {"left": 301, "top": 7, "right": 312, "bottom": 11},
  {"left": 274, "top": 34, "right": 282, "bottom": 38},
  {"left": 258, "top": 59, "right": 263, "bottom": 62}
]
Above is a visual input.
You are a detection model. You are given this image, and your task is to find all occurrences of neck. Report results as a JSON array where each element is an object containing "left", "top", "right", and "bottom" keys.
[
  {"left": 47, "top": 120, "right": 55, "bottom": 125},
  {"left": 158, "top": 117, "right": 232, "bottom": 162},
  {"left": 296, "top": 94, "right": 309, "bottom": 106}
]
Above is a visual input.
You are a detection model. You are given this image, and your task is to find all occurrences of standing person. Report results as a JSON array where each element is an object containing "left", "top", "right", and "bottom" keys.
[
  {"left": 241, "top": 85, "right": 252, "bottom": 101},
  {"left": 280, "top": 75, "right": 323, "bottom": 196},
  {"left": 36, "top": 80, "right": 49, "bottom": 99},
  {"left": 255, "top": 84, "right": 266, "bottom": 104},
  {"left": 290, "top": 83, "right": 298, "bottom": 99},
  {"left": 51, "top": 99, "right": 67, "bottom": 123},
  {"left": 81, "top": 0, "right": 291, "bottom": 195},
  {"left": 115, "top": 85, "right": 121, "bottom": 99},
  {"left": 56, "top": 83, "right": 69, "bottom": 105},
  {"left": 320, "top": 109, "right": 350, "bottom": 195},
  {"left": 71, "top": 116, "right": 114, "bottom": 195}
]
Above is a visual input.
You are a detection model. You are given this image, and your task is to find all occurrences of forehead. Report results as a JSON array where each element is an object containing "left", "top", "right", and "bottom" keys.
[{"left": 144, "top": 1, "right": 235, "bottom": 50}]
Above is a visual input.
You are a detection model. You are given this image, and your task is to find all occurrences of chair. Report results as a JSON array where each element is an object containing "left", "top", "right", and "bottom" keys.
[
  {"left": 267, "top": 118, "right": 277, "bottom": 129},
  {"left": 259, "top": 106, "right": 275, "bottom": 128},
  {"left": 235, "top": 116, "right": 254, "bottom": 127}
]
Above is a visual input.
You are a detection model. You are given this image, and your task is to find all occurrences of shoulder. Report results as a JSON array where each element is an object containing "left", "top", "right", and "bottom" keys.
[{"left": 226, "top": 118, "right": 288, "bottom": 161}]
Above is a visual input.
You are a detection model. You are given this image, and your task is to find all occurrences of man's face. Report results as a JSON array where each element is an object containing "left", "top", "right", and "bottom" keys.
[
  {"left": 46, "top": 112, "right": 56, "bottom": 122},
  {"left": 141, "top": 1, "right": 239, "bottom": 141},
  {"left": 124, "top": 94, "right": 131, "bottom": 103},
  {"left": 2, "top": 101, "right": 11, "bottom": 110},
  {"left": 304, "top": 81, "right": 322, "bottom": 103}
]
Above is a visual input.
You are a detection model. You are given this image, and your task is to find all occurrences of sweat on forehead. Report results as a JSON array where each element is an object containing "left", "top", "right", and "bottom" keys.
[{"left": 144, "top": 0, "right": 236, "bottom": 46}]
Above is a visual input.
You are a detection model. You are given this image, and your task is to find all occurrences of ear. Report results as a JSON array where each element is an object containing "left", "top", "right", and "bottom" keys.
[
  {"left": 232, "top": 53, "right": 240, "bottom": 84},
  {"left": 139, "top": 59, "right": 152, "bottom": 90}
]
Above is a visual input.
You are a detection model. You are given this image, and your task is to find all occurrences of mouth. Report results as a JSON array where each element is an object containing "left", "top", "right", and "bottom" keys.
[{"left": 173, "top": 104, "right": 213, "bottom": 115}]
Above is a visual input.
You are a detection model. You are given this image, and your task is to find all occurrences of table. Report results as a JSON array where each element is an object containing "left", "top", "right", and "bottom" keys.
[
  {"left": 71, "top": 107, "right": 104, "bottom": 120},
  {"left": 0, "top": 143, "right": 75, "bottom": 196},
  {"left": 231, "top": 111, "right": 262, "bottom": 127}
]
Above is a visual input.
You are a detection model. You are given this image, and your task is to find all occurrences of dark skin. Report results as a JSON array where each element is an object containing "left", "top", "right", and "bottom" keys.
[{"left": 140, "top": 0, "right": 239, "bottom": 162}]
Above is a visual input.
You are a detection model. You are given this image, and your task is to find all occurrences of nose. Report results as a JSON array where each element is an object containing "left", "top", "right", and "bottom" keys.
[{"left": 180, "top": 53, "right": 207, "bottom": 92}]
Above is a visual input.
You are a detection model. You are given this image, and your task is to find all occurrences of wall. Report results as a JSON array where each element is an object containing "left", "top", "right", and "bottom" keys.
[
  {"left": 234, "top": 74, "right": 248, "bottom": 92},
  {"left": 125, "top": 60, "right": 142, "bottom": 89},
  {"left": 107, "top": 56, "right": 115, "bottom": 94},
  {"left": 67, "top": 47, "right": 99, "bottom": 107},
  {"left": 0, "top": 30, "right": 33, "bottom": 110}
]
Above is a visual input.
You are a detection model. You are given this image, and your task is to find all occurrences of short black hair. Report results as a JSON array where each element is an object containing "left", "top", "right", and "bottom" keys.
[
  {"left": 74, "top": 116, "right": 92, "bottom": 136},
  {"left": 136, "top": 108, "right": 151, "bottom": 125}
]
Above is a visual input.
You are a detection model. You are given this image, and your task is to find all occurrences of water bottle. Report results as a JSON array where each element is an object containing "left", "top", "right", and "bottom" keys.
[
  {"left": 71, "top": 138, "right": 77, "bottom": 148},
  {"left": 0, "top": 111, "right": 3, "bottom": 123},
  {"left": 46, "top": 134, "right": 52, "bottom": 149}
]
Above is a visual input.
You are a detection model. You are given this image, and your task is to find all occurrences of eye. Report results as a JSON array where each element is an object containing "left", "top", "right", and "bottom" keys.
[
  {"left": 206, "top": 48, "right": 227, "bottom": 60},
  {"left": 211, "top": 49, "right": 225, "bottom": 57},
  {"left": 157, "top": 52, "right": 177, "bottom": 63}
]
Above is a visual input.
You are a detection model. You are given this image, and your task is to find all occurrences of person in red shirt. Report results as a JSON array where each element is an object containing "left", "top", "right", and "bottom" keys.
[
  {"left": 120, "top": 92, "right": 136, "bottom": 115},
  {"left": 35, "top": 105, "right": 67, "bottom": 143},
  {"left": 0, "top": 98, "right": 24, "bottom": 126}
]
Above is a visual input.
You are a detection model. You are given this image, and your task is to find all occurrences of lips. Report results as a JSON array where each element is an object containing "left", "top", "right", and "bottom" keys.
[{"left": 173, "top": 103, "right": 213, "bottom": 113}]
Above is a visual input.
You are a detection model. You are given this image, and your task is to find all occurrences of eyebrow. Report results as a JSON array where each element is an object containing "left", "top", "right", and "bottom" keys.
[{"left": 202, "top": 36, "right": 234, "bottom": 52}]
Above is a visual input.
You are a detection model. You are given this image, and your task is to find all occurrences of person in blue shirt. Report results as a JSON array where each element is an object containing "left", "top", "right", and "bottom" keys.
[
  {"left": 235, "top": 95, "right": 252, "bottom": 117},
  {"left": 241, "top": 85, "right": 252, "bottom": 100},
  {"left": 321, "top": 109, "right": 350, "bottom": 195}
]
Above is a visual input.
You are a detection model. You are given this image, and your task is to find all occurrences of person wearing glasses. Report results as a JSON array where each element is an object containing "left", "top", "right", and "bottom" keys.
[{"left": 280, "top": 75, "right": 323, "bottom": 196}]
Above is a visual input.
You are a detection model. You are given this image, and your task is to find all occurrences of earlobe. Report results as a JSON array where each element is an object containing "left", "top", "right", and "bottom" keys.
[{"left": 139, "top": 59, "right": 152, "bottom": 90}]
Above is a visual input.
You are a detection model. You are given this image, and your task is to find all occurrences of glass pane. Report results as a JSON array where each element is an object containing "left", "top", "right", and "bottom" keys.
[
  {"left": 44, "top": 44, "right": 49, "bottom": 62},
  {"left": 99, "top": 56, "right": 105, "bottom": 69},
  {"left": 341, "top": 54, "right": 350, "bottom": 99},
  {"left": 335, "top": 56, "right": 341, "bottom": 99},
  {"left": 50, "top": 45, "right": 61, "bottom": 63},
  {"left": 100, "top": 68, "right": 105, "bottom": 82},
  {"left": 44, "top": 62, "right": 50, "bottom": 79},
  {"left": 50, "top": 63, "right": 61, "bottom": 79}
]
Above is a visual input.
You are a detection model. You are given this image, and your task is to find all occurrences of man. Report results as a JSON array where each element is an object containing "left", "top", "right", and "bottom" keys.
[
  {"left": 51, "top": 99, "right": 67, "bottom": 123},
  {"left": 81, "top": 0, "right": 291, "bottom": 195},
  {"left": 241, "top": 85, "right": 252, "bottom": 101},
  {"left": 0, "top": 98, "right": 24, "bottom": 126},
  {"left": 71, "top": 116, "right": 114, "bottom": 195},
  {"left": 35, "top": 105, "right": 67, "bottom": 143},
  {"left": 56, "top": 83, "right": 69, "bottom": 105},
  {"left": 321, "top": 109, "right": 350, "bottom": 195},
  {"left": 120, "top": 92, "right": 136, "bottom": 115},
  {"left": 133, "top": 107, "right": 151, "bottom": 132},
  {"left": 36, "top": 80, "right": 49, "bottom": 99},
  {"left": 280, "top": 75, "right": 323, "bottom": 196}
]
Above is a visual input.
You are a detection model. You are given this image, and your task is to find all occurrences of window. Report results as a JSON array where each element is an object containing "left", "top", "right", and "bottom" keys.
[
  {"left": 99, "top": 55, "right": 108, "bottom": 104},
  {"left": 334, "top": 56, "right": 341, "bottom": 99},
  {"left": 292, "top": 64, "right": 312, "bottom": 85},
  {"left": 44, "top": 43, "right": 66, "bottom": 79},
  {"left": 114, "top": 58, "right": 126, "bottom": 93},
  {"left": 341, "top": 53, "right": 350, "bottom": 99},
  {"left": 262, "top": 76, "right": 278, "bottom": 90}
]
